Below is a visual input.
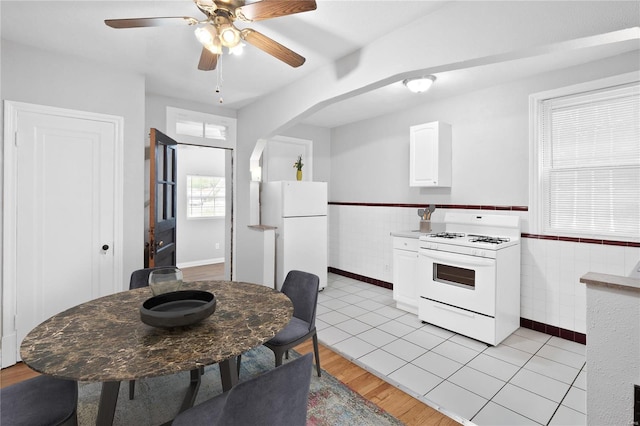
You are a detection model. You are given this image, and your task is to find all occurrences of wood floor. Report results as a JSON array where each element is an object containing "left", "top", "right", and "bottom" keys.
[
  {"left": 0, "top": 362, "right": 40, "bottom": 388},
  {"left": 181, "top": 262, "right": 225, "bottom": 281},
  {"left": 0, "top": 263, "right": 459, "bottom": 425}
]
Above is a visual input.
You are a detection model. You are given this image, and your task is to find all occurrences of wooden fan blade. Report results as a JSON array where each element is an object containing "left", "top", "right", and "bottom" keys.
[
  {"left": 241, "top": 28, "right": 305, "bottom": 67},
  {"left": 236, "top": 0, "right": 317, "bottom": 22},
  {"left": 105, "top": 17, "right": 197, "bottom": 29},
  {"left": 198, "top": 47, "right": 219, "bottom": 71}
]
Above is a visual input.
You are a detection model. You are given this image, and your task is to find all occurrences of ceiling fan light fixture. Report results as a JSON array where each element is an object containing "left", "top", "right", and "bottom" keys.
[
  {"left": 219, "top": 26, "right": 241, "bottom": 48},
  {"left": 106, "top": 0, "right": 317, "bottom": 71},
  {"left": 403, "top": 75, "right": 436, "bottom": 93},
  {"left": 228, "top": 43, "right": 245, "bottom": 55},
  {"left": 194, "top": 26, "right": 221, "bottom": 54}
]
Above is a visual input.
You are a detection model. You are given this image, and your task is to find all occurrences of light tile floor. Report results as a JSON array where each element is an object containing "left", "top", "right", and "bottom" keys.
[{"left": 317, "top": 273, "right": 586, "bottom": 426}]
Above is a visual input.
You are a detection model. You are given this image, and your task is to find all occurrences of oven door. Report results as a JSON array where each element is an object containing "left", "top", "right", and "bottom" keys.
[{"left": 418, "top": 248, "right": 496, "bottom": 317}]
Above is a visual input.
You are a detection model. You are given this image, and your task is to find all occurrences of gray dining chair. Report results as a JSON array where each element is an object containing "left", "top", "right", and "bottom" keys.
[
  {"left": 128, "top": 266, "right": 164, "bottom": 399},
  {"left": 238, "top": 270, "right": 321, "bottom": 378},
  {"left": 173, "top": 353, "right": 313, "bottom": 426},
  {"left": 130, "top": 266, "right": 165, "bottom": 290},
  {"left": 0, "top": 375, "right": 78, "bottom": 426}
]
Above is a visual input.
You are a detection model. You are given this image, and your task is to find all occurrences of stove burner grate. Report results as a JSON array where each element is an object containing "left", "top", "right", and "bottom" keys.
[
  {"left": 468, "top": 235, "right": 510, "bottom": 244},
  {"left": 429, "top": 232, "right": 466, "bottom": 239}
]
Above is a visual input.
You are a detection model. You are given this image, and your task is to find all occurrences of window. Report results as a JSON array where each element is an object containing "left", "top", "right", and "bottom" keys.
[
  {"left": 532, "top": 78, "right": 640, "bottom": 240},
  {"left": 166, "top": 106, "right": 236, "bottom": 150},
  {"left": 186, "top": 175, "right": 225, "bottom": 218},
  {"left": 176, "top": 120, "right": 227, "bottom": 140}
]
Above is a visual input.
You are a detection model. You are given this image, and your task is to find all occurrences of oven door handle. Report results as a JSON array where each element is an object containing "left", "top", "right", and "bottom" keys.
[{"left": 419, "top": 249, "right": 495, "bottom": 267}]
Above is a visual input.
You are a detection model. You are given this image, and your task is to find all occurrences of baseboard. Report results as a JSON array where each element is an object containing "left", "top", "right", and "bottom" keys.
[
  {"left": 177, "top": 258, "right": 224, "bottom": 269},
  {"left": 520, "top": 318, "right": 586, "bottom": 345},
  {"left": 328, "top": 267, "right": 586, "bottom": 345},
  {"left": 328, "top": 267, "right": 392, "bottom": 289}
]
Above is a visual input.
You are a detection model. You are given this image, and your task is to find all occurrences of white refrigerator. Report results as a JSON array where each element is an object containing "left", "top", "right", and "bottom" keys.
[{"left": 261, "top": 181, "right": 327, "bottom": 291}]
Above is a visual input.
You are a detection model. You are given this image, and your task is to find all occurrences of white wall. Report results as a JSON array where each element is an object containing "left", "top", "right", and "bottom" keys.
[
  {"left": 328, "top": 52, "right": 640, "bottom": 334},
  {"left": 145, "top": 93, "right": 235, "bottom": 133},
  {"left": 1, "top": 40, "right": 146, "bottom": 291},
  {"left": 280, "top": 123, "right": 332, "bottom": 186},
  {"left": 331, "top": 52, "right": 639, "bottom": 205},
  {"left": 176, "top": 145, "right": 226, "bottom": 267},
  {"left": 233, "top": 1, "right": 639, "bottom": 286}
]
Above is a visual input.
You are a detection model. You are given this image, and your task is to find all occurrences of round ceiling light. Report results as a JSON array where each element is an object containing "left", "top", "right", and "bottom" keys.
[
  {"left": 403, "top": 75, "right": 436, "bottom": 93},
  {"left": 219, "top": 26, "right": 241, "bottom": 48}
]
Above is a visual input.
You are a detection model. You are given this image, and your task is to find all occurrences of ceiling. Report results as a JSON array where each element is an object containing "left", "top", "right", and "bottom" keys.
[
  {"left": 2, "top": 1, "right": 638, "bottom": 129},
  {"left": 1, "top": 1, "right": 443, "bottom": 116}
]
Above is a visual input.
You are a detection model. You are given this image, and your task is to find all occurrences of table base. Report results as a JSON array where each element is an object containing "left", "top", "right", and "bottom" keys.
[{"left": 95, "top": 357, "right": 239, "bottom": 426}]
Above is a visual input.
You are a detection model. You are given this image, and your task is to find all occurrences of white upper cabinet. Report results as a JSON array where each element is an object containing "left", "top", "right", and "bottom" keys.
[{"left": 409, "top": 121, "right": 452, "bottom": 187}]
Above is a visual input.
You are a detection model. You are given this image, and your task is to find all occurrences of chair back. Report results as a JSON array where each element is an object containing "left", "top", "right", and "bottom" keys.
[
  {"left": 129, "top": 267, "right": 165, "bottom": 290},
  {"left": 281, "top": 270, "right": 320, "bottom": 329},
  {"left": 218, "top": 353, "right": 312, "bottom": 426}
]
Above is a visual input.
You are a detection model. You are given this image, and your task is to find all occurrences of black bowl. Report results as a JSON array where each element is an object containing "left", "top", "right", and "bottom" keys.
[{"left": 140, "top": 290, "right": 216, "bottom": 328}]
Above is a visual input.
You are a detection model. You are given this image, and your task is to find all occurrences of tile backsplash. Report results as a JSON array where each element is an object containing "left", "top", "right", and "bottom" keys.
[{"left": 328, "top": 204, "right": 640, "bottom": 335}]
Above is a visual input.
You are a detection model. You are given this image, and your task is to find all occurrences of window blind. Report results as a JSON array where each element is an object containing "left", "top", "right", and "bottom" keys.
[
  {"left": 187, "top": 175, "right": 226, "bottom": 218},
  {"left": 541, "top": 82, "right": 640, "bottom": 239}
]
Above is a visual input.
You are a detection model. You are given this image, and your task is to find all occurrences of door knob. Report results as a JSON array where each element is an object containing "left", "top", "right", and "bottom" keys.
[
  {"left": 156, "top": 240, "right": 164, "bottom": 248},
  {"left": 102, "top": 244, "right": 109, "bottom": 251}
]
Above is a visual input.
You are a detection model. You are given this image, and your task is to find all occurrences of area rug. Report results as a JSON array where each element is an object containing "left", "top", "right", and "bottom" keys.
[{"left": 77, "top": 345, "right": 403, "bottom": 425}]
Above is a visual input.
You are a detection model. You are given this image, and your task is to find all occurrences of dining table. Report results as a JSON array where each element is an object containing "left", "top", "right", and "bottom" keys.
[{"left": 20, "top": 280, "right": 293, "bottom": 426}]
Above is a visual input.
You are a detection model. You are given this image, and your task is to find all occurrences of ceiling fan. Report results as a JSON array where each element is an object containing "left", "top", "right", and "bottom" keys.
[{"left": 105, "top": 0, "right": 317, "bottom": 71}]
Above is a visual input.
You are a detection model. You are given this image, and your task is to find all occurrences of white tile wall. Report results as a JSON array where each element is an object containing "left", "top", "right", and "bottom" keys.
[{"left": 328, "top": 205, "right": 640, "bottom": 335}]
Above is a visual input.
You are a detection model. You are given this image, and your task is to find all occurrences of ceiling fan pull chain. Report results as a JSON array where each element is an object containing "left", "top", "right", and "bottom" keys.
[{"left": 216, "top": 53, "right": 224, "bottom": 104}]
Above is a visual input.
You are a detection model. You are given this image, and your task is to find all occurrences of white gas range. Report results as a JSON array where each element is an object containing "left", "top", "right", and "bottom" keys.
[{"left": 418, "top": 213, "right": 521, "bottom": 346}]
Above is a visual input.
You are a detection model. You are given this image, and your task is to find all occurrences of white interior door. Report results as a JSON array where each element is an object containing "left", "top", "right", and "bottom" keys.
[{"left": 2, "top": 102, "right": 123, "bottom": 366}]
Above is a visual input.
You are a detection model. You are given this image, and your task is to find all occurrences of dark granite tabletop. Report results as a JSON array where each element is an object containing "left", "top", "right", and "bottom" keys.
[{"left": 20, "top": 280, "right": 293, "bottom": 382}]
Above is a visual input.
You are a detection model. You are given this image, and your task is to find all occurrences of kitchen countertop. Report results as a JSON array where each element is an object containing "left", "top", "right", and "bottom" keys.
[
  {"left": 580, "top": 272, "right": 640, "bottom": 293},
  {"left": 391, "top": 230, "right": 430, "bottom": 238}
]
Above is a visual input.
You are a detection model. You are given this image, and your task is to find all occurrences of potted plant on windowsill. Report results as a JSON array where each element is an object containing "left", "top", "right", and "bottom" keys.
[{"left": 293, "top": 155, "right": 304, "bottom": 181}]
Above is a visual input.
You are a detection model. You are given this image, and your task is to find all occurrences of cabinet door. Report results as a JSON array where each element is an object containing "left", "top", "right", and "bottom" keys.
[
  {"left": 393, "top": 249, "right": 419, "bottom": 313},
  {"left": 409, "top": 121, "right": 451, "bottom": 187}
]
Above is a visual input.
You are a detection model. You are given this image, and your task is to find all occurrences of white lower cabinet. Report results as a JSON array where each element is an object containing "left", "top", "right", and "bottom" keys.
[{"left": 392, "top": 237, "right": 419, "bottom": 314}]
